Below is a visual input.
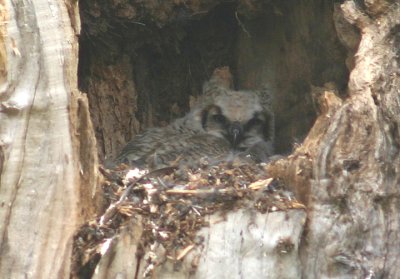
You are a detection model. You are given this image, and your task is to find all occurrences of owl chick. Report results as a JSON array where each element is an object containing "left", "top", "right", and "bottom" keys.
[
  {"left": 201, "top": 78, "right": 275, "bottom": 163},
  {"left": 114, "top": 66, "right": 275, "bottom": 169},
  {"left": 195, "top": 66, "right": 275, "bottom": 160},
  {"left": 114, "top": 101, "right": 231, "bottom": 169}
]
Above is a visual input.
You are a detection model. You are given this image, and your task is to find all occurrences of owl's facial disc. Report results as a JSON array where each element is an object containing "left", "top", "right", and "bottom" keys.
[{"left": 201, "top": 94, "right": 270, "bottom": 150}]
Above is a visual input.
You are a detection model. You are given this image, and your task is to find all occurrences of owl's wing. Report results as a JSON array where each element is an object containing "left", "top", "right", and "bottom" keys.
[
  {"left": 114, "top": 105, "right": 210, "bottom": 168},
  {"left": 147, "top": 134, "right": 231, "bottom": 169},
  {"left": 114, "top": 127, "right": 175, "bottom": 167}
]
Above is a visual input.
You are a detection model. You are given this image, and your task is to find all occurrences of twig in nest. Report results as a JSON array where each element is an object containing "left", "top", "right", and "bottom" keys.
[
  {"left": 290, "top": 202, "right": 306, "bottom": 209},
  {"left": 166, "top": 188, "right": 237, "bottom": 196},
  {"left": 248, "top": 178, "right": 274, "bottom": 190},
  {"left": 99, "top": 167, "right": 177, "bottom": 225},
  {"left": 99, "top": 165, "right": 124, "bottom": 186},
  {"left": 176, "top": 244, "right": 195, "bottom": 261},
  {"left": 99, "top": 176, "right": 141, "bottom": 226}
]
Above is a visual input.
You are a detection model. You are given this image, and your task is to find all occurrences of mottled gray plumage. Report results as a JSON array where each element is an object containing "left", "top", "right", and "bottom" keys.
[
  {"left": 114, "top": 115, "right": 230, "bottom": 168},
  {"left": 114, "top": 67, "right": 275, "bottom": 169}
]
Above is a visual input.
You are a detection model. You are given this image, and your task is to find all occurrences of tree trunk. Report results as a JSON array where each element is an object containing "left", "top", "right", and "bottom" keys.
[
  {"left": 0, "top": 0, "right": 101, "bottom": 278},
  {"left": 1, "top": 0, "right": 400, "bottom": 278},
  {"left": 301, "top": 2, "right": 400, "bottom": 277}
]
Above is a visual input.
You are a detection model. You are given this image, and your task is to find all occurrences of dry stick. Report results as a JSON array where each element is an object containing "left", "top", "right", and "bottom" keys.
[
  {"left": 165, "top": 188, "right": 238, "bottom": 195},
  {"left": 165, "top": 178, "right": 274, "bottom": 195},
  {"left": 176, "top": 244, "right": 195, "bottom": 261},
  {"left": 99, "top": 166, "right": 177, "bottom": 225}
]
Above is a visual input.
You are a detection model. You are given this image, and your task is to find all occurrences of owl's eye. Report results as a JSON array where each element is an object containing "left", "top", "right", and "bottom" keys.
[
  {"left": 246, "top": 117, "right": 264, "bottom": 129},
  {"left": 212, "top": 114, "right": 227, "bottom": 124}
]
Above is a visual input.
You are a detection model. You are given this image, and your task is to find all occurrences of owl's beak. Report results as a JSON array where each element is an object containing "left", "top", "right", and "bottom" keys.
[{"left": 229, "top": 122, "right": 243, "bottom": 146}]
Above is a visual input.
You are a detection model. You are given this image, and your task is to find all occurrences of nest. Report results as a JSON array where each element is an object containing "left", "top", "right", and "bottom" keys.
[{"left": 72, "top": 160, "right": 305, "bottom": 277}]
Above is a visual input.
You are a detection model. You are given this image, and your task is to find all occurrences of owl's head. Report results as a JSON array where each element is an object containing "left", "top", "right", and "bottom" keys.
[{"left": 201, "top": 90, "right": 273, "bottom": 150}]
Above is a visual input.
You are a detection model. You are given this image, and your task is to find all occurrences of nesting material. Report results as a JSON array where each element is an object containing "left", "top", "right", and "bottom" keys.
[{"left": 72, "top": 161, "right": 305, "bottom": 277}]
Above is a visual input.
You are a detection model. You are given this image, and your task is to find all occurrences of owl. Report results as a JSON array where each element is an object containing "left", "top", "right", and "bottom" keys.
[{"left": 114, "top": 67, "right": 274, "bottom": 169}]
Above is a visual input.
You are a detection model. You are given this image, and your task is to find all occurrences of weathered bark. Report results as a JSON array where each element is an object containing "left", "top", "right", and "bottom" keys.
[
  {"left": 302, "top": 2, "right": 400, "bottom": 277},
  {"left": 269, "top": 1, "right": 400, "bottom": 278},
  {"left": 157, "top": 209, "right": 306, "bottom": 279},
  {"left": 0, "top": 0, "right": 101, "bottom": 278},
  {"left": 92, "top": 218, "right": 143, "bottom": 279},
  {"left": 90, "top": 208, "right": 306, "bottom": 279}
]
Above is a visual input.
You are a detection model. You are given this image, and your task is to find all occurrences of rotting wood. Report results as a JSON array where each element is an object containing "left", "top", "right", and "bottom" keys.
[{"left": 269, "top": 2, "right": 400, "bottom": 278}]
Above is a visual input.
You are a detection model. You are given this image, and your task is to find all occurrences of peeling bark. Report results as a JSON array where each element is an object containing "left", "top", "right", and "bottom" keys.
[
  {"left": 303, "top": 2, "right": 400, "bottom": 277},
  {"left": 0, "top": 0, "right": 100, "bottom": 277},
  {"left": 269, "top": 2, "right": 400, "bottom": 278}
]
